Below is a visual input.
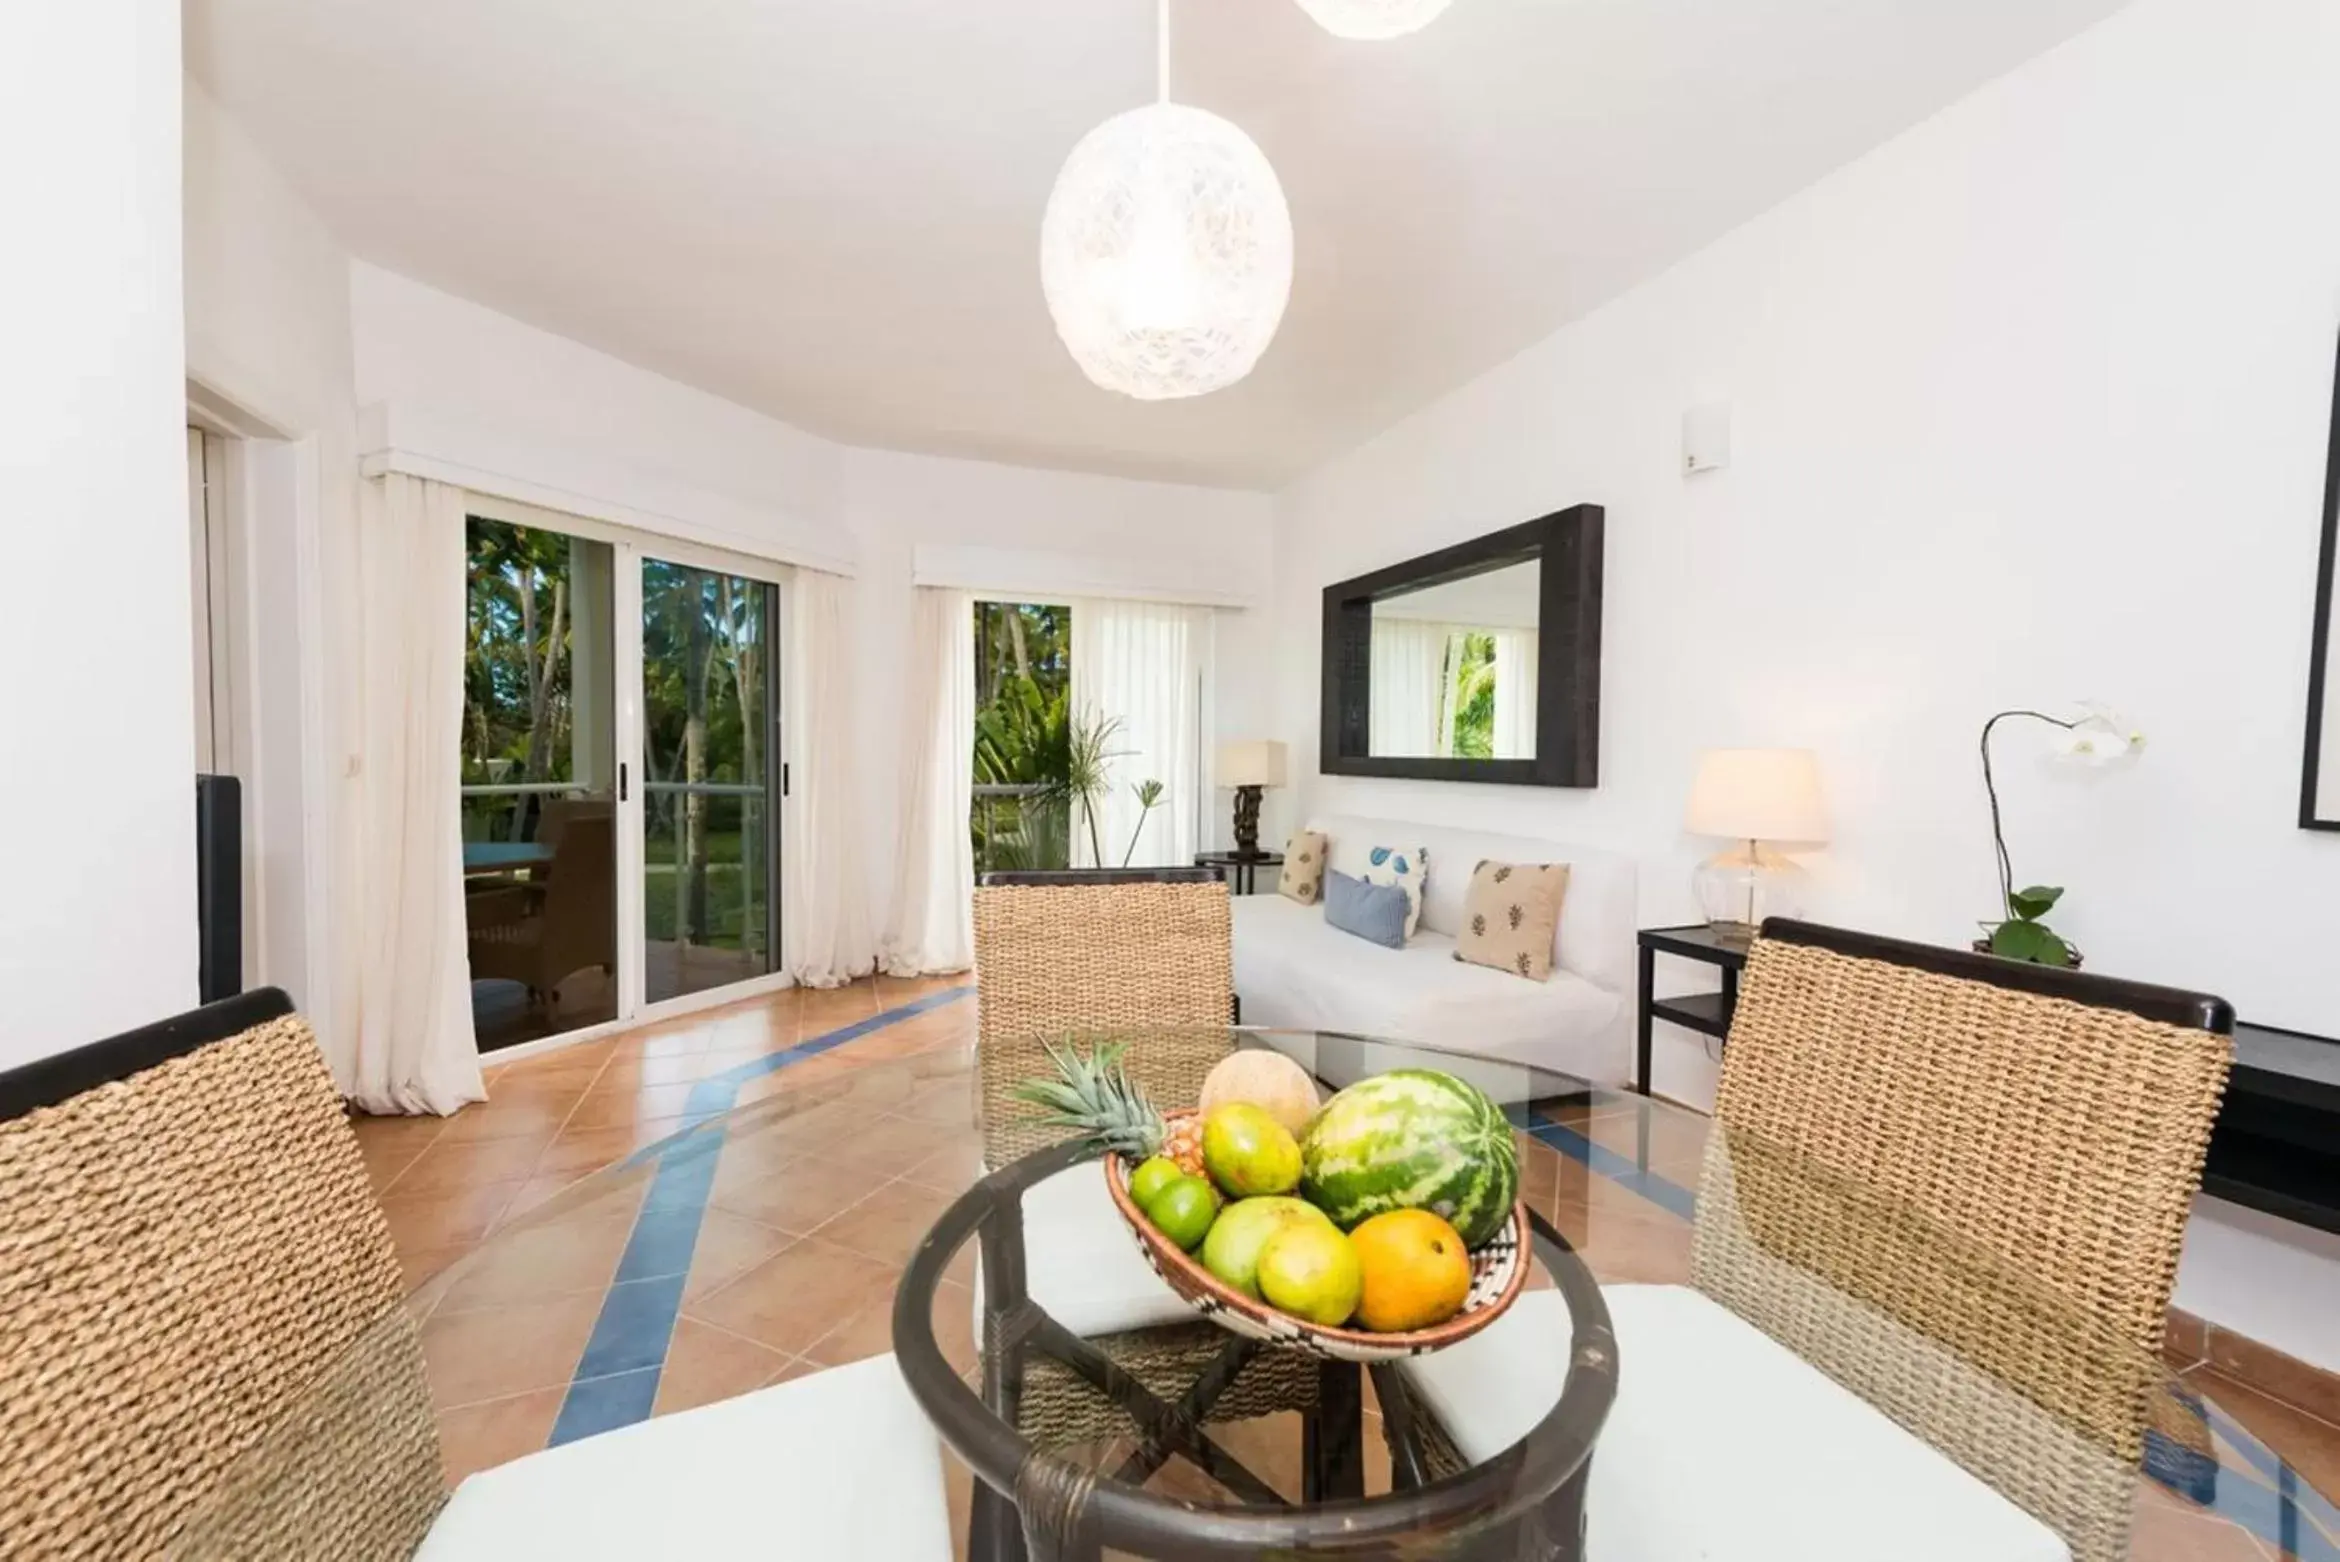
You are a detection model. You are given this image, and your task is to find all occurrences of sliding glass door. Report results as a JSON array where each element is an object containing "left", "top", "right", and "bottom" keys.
[
  {"left": 458, "top": 497, "right": 788, "bottom": 1052},
  {"left": 460, "top": 516, "right": 620, "bottom": 1051},
  {"left": 640, "top": 560, "right": 781, "bottom": 1004}
]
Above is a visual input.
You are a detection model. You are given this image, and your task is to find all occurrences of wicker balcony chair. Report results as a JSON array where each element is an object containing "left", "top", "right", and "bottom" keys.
[
  {"left": 1403, "top": 920, "right": 2233, "bottom": 1562},
  {"left": 972, "top": 868, "right": 1320, "bottom": 1450},
  {"left": 466, "top": 811, "right": 616, "bottom": 1005},
  {"left": 0, "top": 989, "right": 953, "bottom": 1561}
]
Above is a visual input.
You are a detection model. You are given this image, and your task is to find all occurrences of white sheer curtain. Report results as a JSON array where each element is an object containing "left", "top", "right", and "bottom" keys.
[
  {"left": 1491, "top": 629, "right": 1539, "bottom": 760},
  {"left": 782, "top": 569, "right": 876, "bottom": 987},
  {"left": 1370, "top": 619, "right": 1453, "bottom": 758},
  {"left": 1070, "top": 599, "right": 1205, "bottom": 870},
  {"left": 341, "top": 474, "right": 486, "bottom": 1116},
  {"left": 879, "top": 588, "right": 976, "bottom": 975}
]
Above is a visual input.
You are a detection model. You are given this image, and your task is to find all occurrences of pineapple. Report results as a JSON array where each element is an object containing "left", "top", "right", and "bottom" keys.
[{"left": 1013, "top": 1039, "right": 1205, "bottom": 1175}]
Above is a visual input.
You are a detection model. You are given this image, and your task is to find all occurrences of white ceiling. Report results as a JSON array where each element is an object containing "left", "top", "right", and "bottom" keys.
[{"left": 187, "top": 0, "right": 2129, "bottom": 488}]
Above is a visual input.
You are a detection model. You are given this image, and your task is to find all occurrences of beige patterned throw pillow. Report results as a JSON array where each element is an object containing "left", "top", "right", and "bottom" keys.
[
  {"left": 1453, "top": 860, "right": 1570, "bottom": 981},
  {"left": 1279, "top": 830, "right": 1329, "bottom": 904}
]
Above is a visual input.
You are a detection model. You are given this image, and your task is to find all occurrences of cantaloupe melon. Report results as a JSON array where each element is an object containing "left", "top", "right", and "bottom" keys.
[{"left": 1198, "top": 1050, "right": 1321, "bottom": 1138}]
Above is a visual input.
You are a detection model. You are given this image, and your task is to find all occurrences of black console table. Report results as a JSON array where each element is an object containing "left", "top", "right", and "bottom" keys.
[
  {"left": 1635, "top": 925, "right": 1748, "bottom": 1095},
  {"left": 1195, "top": 851, "right": 1283, "bottom": 896},
  {"left": 2203, "top": 1022, "right": 2340, "bottom": 1237},
  {"left": 1634, "top": 927, "right": 2340, "bottom": 1234}
]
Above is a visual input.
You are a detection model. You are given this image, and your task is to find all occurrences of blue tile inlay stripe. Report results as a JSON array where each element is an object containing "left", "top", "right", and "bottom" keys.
[
  {"left": 545, "top": 983, "right": 972, "bottom": 1447},
  {"left": 1524, "top": 1113, "right": 1697, "bottom": 1221},
  {"left": 548, "top": 1366, "right": 663, "bottom": 1445}
]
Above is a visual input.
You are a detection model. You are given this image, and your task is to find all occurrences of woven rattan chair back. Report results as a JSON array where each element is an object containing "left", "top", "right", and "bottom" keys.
[
  {"left": 0, "top": 990, "right": 443, "bottom": 1561},
  {"left": 973, "top": 869, "right": 1236, "bottom": 1167},
  {"left": 1694, "top": 920, "right": 2233, "bottom": 1562}
]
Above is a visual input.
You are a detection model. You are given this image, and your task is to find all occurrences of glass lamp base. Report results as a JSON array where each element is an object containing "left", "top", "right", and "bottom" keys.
[{"left": 1692, "top": 842, "right": 1807, "bottom": 941}]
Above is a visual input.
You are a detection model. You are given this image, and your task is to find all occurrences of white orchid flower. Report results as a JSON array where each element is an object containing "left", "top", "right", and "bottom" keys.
[{"left": 2050, "top": 702, "right": 2145, "bottom": 766}]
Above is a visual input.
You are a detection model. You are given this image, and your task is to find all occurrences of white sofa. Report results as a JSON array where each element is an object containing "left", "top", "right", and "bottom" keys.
[{"left": 1231, "top": 813, "right": 1637, "bottom": 1089}]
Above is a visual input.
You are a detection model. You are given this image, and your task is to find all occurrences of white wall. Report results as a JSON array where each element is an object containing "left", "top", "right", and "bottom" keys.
[
  {"left": 0, "top": 5, "right": 197, "bottom": 1062},
  {"left": 350, "top": 263, "right": 845, "bottom": 568},
  {"left": 1271, "top": 0, "right": 2340, "bottom": 1366},
  {"left": 183, "top": 76, "right": 358, "bottom": 1046}
]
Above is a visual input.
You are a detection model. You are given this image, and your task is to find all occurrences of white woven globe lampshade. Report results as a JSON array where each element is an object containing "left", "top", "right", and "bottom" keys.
[
  {"left": 1294, "top": 0, "right": 1456, "bottom": 41},
  {"left": 1040, "top": 101, "right": 1294, "bottom": 400}
]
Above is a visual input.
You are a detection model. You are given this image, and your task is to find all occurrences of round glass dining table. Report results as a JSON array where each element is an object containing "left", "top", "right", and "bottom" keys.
[{"left": 185, "top": 1027, "right": 2331, "bottom": 1561}]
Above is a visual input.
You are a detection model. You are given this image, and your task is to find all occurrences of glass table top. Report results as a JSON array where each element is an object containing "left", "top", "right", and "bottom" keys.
[{"left": 188, "top": 1026, "right": 2333, "bottom": 1561}]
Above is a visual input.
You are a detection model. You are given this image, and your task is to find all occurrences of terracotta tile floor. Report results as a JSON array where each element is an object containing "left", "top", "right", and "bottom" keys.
[{"left": 353, "top": 977, "right": 2340, "bottom": 1559}]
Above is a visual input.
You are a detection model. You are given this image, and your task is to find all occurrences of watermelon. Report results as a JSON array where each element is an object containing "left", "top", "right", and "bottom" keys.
[{"left": 1298, "top": 1070, "right": 1518, "bottom": 1249}]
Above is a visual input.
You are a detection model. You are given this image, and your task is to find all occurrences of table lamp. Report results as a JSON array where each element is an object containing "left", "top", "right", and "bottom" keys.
[
  {"left": 1216, "top": 740, "right": 1288, "bottom": 858},
  {"left": 1685, "top": 748, "right": 1829, "bottom": 941}
]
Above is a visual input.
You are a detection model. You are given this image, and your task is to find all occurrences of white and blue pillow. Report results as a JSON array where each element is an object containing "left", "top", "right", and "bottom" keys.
[{"left": 1361, "top": 845, "right": 1430, "bottom": 940}]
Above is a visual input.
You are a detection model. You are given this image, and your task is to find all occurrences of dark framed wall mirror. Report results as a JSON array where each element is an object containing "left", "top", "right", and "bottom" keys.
[
  {"left": 2301, "top": 331, "right": 2340, "bottom": 831},
  {"left": 1321, "top": 505, "right": 1604, "bottom": 787}
]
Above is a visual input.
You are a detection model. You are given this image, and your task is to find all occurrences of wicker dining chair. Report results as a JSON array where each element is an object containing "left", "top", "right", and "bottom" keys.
[
  {"left": 971, "top": 868, "right": 1320, "bottom": 1448},
  {"left": 2, "top": 990, "right": 960, "bottom": 1562},
  {"left": 1401, "top": 920, "right": 2233, "bottom": 1562},
  {"left": 1685, "top": 919, "right": 2234, "bottom": 1562},
  {"left": 0, "top": 989, "right": 444, "bottom": 1560}
]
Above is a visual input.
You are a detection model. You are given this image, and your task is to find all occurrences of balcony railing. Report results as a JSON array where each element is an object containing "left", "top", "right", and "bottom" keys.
[
  {"left": 972, "top": 783, "right": 1069, "bottom": 874},
  {"left": 459, "top": 780, "right": 771, "bottom": 957}
]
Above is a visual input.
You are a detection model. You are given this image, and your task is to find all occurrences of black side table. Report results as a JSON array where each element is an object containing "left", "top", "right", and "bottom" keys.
[
  {"left": 1195, "top": 850, "right": 1283, "bottom": 896},
  {"left": 1636, "top": 924, "right": 1749, "bottom": 1095}
]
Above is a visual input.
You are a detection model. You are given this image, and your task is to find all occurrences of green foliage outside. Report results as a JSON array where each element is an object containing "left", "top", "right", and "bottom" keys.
[
  {"left": 1446, "top": 632, "right": 1497, "bottom": 760},
  {"left": 971, "top": 602, "right": 1073, "bottom": 870},
  {"left": 463, "top": 521, "right": 577, "bottom": 842}
]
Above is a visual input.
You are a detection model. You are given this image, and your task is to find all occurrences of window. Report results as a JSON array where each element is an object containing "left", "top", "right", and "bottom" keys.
[{"left": 971, "top": 601, "right": 1071, "bottom": 871}]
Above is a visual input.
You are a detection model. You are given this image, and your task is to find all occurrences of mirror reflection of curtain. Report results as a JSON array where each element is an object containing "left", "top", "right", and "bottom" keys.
[
  {"left": 1371, "top": 619, "right": 1454, "bottom": 758},
  {"left": 1491, "top": 629, "right": 1539, "bottom": 760},
  {"left": 1070, "top": 598, "right": 1205, "bottom": 869}
]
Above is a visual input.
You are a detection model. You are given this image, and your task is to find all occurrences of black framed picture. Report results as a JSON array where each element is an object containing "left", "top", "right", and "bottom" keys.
[{"left": 2301, "top": 331, "right": 2340, "bottom": 831}]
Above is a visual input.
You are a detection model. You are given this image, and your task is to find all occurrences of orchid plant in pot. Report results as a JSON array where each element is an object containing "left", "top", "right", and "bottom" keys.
[{"left": 1976, "top": 702, "right": 2145, "bottom": 967}]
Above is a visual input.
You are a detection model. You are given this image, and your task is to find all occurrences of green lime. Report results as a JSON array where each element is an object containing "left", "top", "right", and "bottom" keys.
[
  {"left": 1201, "top": 1103, "right": 1303, "bottom": 1199},
  {"left": 1199, "top": 1196, "right": 1329, "bottom": 1298},
  {"left": 1256, "top": 1222, "right": 1363, "bottom": 1327},
  {"left": 1128, "top": 1156, "right": 1184, "bottom": 1212},
  {"left": 1147, "top": 1176, "right": 1221, "bottom": 1252}
]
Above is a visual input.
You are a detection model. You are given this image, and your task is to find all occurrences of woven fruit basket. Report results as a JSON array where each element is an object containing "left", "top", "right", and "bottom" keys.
[{"left": 1102, "top": 1115, "right": 1530, "bottom": 1365}]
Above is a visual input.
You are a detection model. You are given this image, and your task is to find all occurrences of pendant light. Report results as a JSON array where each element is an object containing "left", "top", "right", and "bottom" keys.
[
  {"left": 1294, "top": 0, "right": 1455, "bottom": 41},
  {"left": 1040, "top": 0, "right": 1293, "bottom": 400}
]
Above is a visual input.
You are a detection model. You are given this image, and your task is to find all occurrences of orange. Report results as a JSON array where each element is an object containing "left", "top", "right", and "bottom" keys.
[{"left": 1349, "top": 1209, "right": 1473, "bottom": 1333}]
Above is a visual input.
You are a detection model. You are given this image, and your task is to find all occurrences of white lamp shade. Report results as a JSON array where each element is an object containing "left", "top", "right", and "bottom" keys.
[
  {"left": 1040, "top": 103, "right": 1294, "bottom": 401},
  {"left": 1685, "top": 749, "right": 1829, "bottom": 843},
  {"left": 1295, "top": 0, "right": 1456, "bottom": 40},
  {"left": 1217, "top": 740, "right": 1289, "bottom": 789}
]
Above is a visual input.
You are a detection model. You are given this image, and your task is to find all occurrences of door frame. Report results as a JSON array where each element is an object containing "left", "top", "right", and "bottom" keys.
[{"left": 463, "top": 494, "right": 795, "bottom": 1049}]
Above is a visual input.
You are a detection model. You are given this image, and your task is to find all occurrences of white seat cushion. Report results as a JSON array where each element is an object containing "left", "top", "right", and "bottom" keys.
[
  {"left": 1400, "top": 1286, "right": 2069, "bottom": 1562},
  {"left": 417, "top": 1353, "right": 952, "bottom": 1561},
  {"left": 972, "top": 1162, "right": 1195, "bottom": 1340}
]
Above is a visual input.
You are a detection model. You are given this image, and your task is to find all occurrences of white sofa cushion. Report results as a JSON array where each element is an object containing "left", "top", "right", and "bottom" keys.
[
  {"left": 972, "top": 1162, "right": 1195, "bottom": 1340},
  {"left": 417, "top": 1353, "right": 953, "bottom": 1560},
  {"left": 1233, "top": 895, "right": 1624, "bottom": 1090},
  {"left": 1399, "top": 1286, "right": 2069, "bottom": 1562}
]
